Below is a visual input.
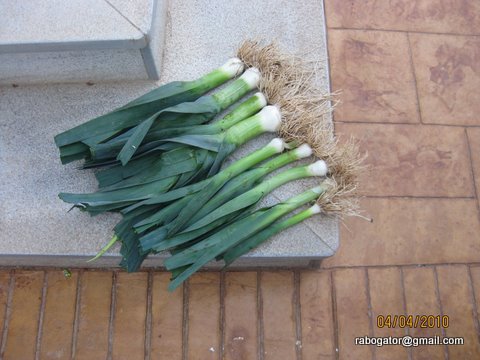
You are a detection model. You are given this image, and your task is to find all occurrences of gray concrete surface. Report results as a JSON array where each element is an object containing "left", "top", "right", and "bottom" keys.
[
  {"left": 0, "top": 0, "right": 337, "bottom": 269},
  {"left": 0, "top": 0, "right": 165, "bottom": 83},
  {"left": 0, "top": 0, "right": 145, "bottom": 48}
]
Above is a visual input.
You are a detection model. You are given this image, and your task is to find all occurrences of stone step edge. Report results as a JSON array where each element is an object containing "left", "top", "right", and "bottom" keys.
[
  {"left": 0, "top": 36, "right": 148, "bottom": 54},
  {"left": 0, "top": 254, "right": 328, "bottom": 269}
]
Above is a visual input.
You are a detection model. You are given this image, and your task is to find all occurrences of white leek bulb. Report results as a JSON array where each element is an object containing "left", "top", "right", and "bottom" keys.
[
  {"left": 219, "top": 57, "right": 244, "bottom": 77},
  {"left": 307, "top": 160, "right": 328, "bottom": 176},
  {"left": 258, "top": 106, "right": 281, "bottom": 132}
]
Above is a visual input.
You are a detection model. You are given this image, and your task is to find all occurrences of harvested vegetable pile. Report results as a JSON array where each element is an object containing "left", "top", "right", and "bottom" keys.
[{"left": 56, "top": 40, "right": 364, "bottom": 291}]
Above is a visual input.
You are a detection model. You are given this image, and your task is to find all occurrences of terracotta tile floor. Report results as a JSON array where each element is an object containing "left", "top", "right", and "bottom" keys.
[{"left": 2, "top": 2, "right": 480, "bottom": 359}]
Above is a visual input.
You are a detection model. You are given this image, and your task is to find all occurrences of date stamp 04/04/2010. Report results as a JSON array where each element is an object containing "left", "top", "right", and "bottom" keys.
[{"left": 376, "top": 314, "right": 449, "bottom": 329}]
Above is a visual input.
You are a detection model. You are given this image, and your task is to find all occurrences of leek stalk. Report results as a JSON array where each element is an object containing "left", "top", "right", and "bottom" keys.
[
  {"left": 55, "top": 58, "right": 245, "bottom": 163},
  {"left": 222, "top": 204, "right": 322, "bottom": 266},
  {"left": 89, "top": 92, "right": 267, "bottom": 164},
  {"left": 165, "top": 185, "right": 327, "bottom": 290},
  {"left": 116, "top": 68, "right": 261, "bottom": 165},
  {"left": 182, "top": 160, "right": 327, "bottom": 233}
]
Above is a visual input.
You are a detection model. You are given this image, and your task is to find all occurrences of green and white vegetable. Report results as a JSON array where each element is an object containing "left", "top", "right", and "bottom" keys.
[
  {"left": 108, "top": 67, "right": 261, "bottom": 166},
  {"left": 142, "top": 157, "right": 327, "bottom": 254},
  {"left": 184, "top": 160, "right": 327, "bottom": 231},
  {"left": 91, "top": 92, "right": 267, "bottom": 191},
  {"left": 222, "top": 204, "right": 322, "bottom": 266},
  {"left": 55, "top": 58, "right": 245, "bottom": 164},
  {"left": 164, "top": 185, "right": 328, "bottom": 290},
  {"left": 58, "top": 104, "right": 280, "bottom": 213},
  {"left": 89, "top": 92, "right": 267, "bottom": 165},
  {"left": 117, "top": 137, "right": 288, "bottom": 271},
  {"left": 55, "top": 41, "right": 362, "bottom": 290}
]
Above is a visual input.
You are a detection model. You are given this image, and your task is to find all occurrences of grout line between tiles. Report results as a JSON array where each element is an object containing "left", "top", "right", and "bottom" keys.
[
  {"left": 399, "top": 267, "right": 413, "bottom": 360},
  {"left": 327, "top": 26, "right": 480, "bottom": 37},
  {"left": 144, "top": 271, "right": 153, "bottom": 360},
  {"left": 219, "top": 271, "right": 225, "bottom": 360},
  {"left": 182, "top": 280, "right": 189, "bottom": 360},
  {"left": 257, "top": 271, "right": 265, "bottom": 360},
  {"left": 107, "top": 271, "right": 117, "bottom": 360},
  {"left": 465, "top": 129, "right": 480, "bottom": 222},
  {"left": 321, "top": 0, "right": 336, "bottom": 128},
  {"left": 294, "top": 271, "right": 303, "bottom": 360},
  {"left": 433, "top": 267, "right": 449, "bottom": 360},
  {"left": 321, "top": 262, "right": 480, "bottom": 271},
  {"left": 334, "top": 120, "right": 480, "bottom": 128},
  {"left": 361, "top": 195, "right": 475, "bottom": 200},
  {"left": 34, "top": 271, "right": 48, "bottom": 360},
  {"left": 364, "top": 269, "right": 376, "bottom": 360},
  {"left": 0, "top": 270, "right": 15, "bottom": 359},
  {"left": 70, "top": 270, "right": 83, "bottom": 360},
  {"left": 330, "top": 271, "right": 339, "bottom": 360},
  {"left": 102, "top": 0, "right": 146, "bottom": 36},
  {"left": 467, "top": 266, "right": 480, "bottom": 346},
  {"left": 406, "top": 32, "right": 424, "bottom": 125}
]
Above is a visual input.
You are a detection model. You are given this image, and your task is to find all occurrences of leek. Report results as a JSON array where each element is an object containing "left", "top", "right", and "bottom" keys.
[
  {"left": 89, "top": 92, "right": 267, "bottom": 164},
  {"left": 55, "top": 58, "right": 245, "bottom": 164},
  {"left": 115, "top": 67, "right": 261, "bottom": 165},
  {"left": 222, "top": 204, "right": 322, "bottom": 266},
  {"left": 183, "top": 160, "right": 327, "bottom": 232}
]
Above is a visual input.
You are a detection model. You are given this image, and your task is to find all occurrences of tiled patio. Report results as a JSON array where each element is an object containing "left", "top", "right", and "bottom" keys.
[{"left": 1, "top": 1, "right": 480, "bottom": 359}]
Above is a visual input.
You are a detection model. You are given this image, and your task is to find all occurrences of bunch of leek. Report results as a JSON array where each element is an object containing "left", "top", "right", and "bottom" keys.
[
  {"left": 58, "top": 105, "right": 281, "bottom": 214},
  {"left": 161, "top": 138, "right": 364, "bottom": 290},
  {"left": 87, "top": 67, "right": 262, "bottom": 167},
  {"left": 118, "top": 139, "right": 317, "bottom": 271},
  {"left": 114, "top": 137, "right": 290, "bottom": 271},
  {"left": 140, "top": 156, "right": 328, "bottom": 254},
  {"left": 165, "top": 184, "right": 330, "bottom": 290},
  {"left": 56, "top": 41, "right": 363, "bottom": 287}
]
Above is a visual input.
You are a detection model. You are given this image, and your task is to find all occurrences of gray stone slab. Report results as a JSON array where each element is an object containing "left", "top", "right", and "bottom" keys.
[
  {"left": 0, "top": 0, "right": 337, "bottom": 268},
  {"left": 0, "top": 0, "right": 167, "bottom": 83},
  {"left": 0, "top": 0, "right": 144, "bottom": 52}
]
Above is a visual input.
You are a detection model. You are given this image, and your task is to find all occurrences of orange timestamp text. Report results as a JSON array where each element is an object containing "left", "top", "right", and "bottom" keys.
[{"left": 377, "top": 315, "right": 449, "bottom": 329}]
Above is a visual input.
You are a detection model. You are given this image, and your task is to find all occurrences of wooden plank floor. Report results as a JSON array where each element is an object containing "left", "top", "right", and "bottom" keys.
[{"left": 0, "top": 266, "right": 480, "bottom": 359}]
